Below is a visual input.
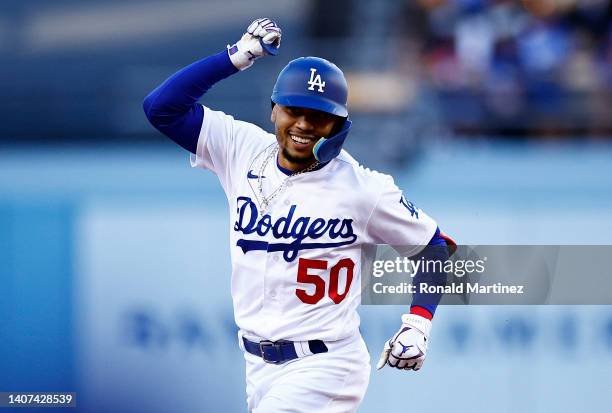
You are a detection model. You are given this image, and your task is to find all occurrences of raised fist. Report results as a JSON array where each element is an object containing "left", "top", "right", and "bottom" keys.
[{"left": 228, "top": 18, "right": 281, "bottom": 70}]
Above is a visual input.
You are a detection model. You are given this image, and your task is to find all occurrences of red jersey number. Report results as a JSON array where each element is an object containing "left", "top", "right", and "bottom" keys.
[{"left": 295, "top": 257, "right": 355, "bottom": 305}]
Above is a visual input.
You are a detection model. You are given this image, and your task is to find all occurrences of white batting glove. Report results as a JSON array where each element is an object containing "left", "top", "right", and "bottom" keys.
[
  {"left": 228, "top": 18, "right": 281, "bottom": 70},
  {"left": 376, "top": 314, "right": 431, "bottom": 371}
]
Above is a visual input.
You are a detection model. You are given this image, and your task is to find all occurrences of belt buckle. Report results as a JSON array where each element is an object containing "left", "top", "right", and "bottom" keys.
[{"left": 259, "top": 340, "right": 283, "bottom": 364}]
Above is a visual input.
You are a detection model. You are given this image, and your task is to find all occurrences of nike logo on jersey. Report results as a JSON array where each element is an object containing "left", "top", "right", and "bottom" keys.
[
  {"left": 233, "top": 196, "right": 357, "bottom": 262},
  {"left": 247, "top": 170, "right": 265, "bottom": 179}
]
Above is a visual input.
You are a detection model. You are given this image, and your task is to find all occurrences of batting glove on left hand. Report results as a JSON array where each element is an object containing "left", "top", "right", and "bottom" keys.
[
  {"left": 376, "top": 314, "right": 431, "bottom": 371},
  {"left": 228, "top": 18, "right": 281, "bottom": 70}
]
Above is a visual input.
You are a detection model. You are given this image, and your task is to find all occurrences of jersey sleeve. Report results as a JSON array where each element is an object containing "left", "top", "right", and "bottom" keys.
[
  {"left": 190, "top": 105, "right": 272, "bottom": 194},
  {"left": 190, "top": 106, "right": 233, "bottom": 174},
  {"left": 365, "top": 175, "right": 438, "bottom": 255}
]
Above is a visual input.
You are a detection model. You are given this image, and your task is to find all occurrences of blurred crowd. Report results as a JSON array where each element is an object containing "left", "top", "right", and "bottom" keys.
[
  {"left": 398, "top": 0, "right": 611, "bottom": 136},
  {"left": 2, "top": 0, "right": 610, "bottom": 143}
]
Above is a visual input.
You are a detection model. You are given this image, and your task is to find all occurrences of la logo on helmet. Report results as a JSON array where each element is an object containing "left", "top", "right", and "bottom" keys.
[{"left": 307, "top": 68, "right": 326, "bottom": 92}]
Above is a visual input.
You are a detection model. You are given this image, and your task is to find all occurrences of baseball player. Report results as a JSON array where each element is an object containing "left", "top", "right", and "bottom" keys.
[{"left": 144, "top": 18, "right": 455, "bottom": 412}]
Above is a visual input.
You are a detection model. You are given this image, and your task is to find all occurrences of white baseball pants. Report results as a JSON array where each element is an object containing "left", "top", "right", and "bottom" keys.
[{"left": 243, "top": 333, "right": 370, "bottom": 413}]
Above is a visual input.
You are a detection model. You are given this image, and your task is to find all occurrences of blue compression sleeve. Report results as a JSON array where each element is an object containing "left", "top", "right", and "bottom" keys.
[
  {"left": 143, "top": 50, "right": 238, "bottom": 154},
  {"left": 410, "top": 228, "right": 449, "bottom": 317}
]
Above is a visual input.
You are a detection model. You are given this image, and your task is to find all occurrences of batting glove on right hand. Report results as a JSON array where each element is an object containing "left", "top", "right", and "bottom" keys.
[
  {"left": 228, "top": 18, "right": 281, "bottom": 70},
  {"left": 376, "top": 314, "right": 431, "bottom": 371}
]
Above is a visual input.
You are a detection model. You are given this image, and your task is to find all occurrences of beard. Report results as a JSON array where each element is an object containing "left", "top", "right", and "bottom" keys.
[{"left": 281, "top": 146, "right": 315, "bottom": 165}]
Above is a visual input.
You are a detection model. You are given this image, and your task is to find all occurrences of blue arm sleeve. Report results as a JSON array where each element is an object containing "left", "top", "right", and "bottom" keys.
[
  {"left": 410, "top": 228, "right": 449, "bottom": 316},
  {"left": 143, "top": 50, "right": 239, "bottom": 154}
]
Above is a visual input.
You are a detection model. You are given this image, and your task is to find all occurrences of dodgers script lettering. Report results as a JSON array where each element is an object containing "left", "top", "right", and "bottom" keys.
[{"left": 233, "top": 196, "right": 357, "bottom": 262}]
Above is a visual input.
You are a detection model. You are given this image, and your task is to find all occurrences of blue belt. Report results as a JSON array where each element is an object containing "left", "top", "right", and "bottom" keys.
[{"left": 242, "top": 337, "right": 328, "bottom": 364}]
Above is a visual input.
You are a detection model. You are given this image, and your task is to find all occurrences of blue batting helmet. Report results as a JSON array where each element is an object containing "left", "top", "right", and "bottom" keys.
[
  {"left": 271, "top": 57, "right": 351, "bottom": 163},
  {"left": 271, "top": 57, "right": 348, "bottom": 117}
]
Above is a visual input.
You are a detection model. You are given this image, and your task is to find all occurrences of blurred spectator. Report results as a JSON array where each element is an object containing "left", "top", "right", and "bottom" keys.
[
  {"left": 1, "top": 0, "right": 610, "bottom": 143},
  {"left": 396, "top": 0, "right": 612, "bottom": 137}
]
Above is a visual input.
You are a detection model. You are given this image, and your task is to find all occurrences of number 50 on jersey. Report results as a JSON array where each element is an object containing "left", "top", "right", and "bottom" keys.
[{"left": 296, "top": 258, "right": 355, "bottom": 304}]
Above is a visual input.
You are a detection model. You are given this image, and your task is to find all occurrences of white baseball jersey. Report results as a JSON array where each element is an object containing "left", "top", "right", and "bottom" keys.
[{"left": 190, "top": 106, "right": 437, "bottom": 342}]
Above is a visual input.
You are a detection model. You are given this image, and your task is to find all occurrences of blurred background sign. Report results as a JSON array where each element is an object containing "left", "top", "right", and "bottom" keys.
[{"left": 1, "top": 1, "right": 611, "bottom": 412}]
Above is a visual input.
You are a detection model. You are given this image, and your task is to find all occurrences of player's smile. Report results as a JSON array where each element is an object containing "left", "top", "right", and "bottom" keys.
[
  {"left": 272, "top": 104, "right": 339, "bottom": 172},
  {"left": 288, "top": 131, "right": 316, "bottom": 151}
]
